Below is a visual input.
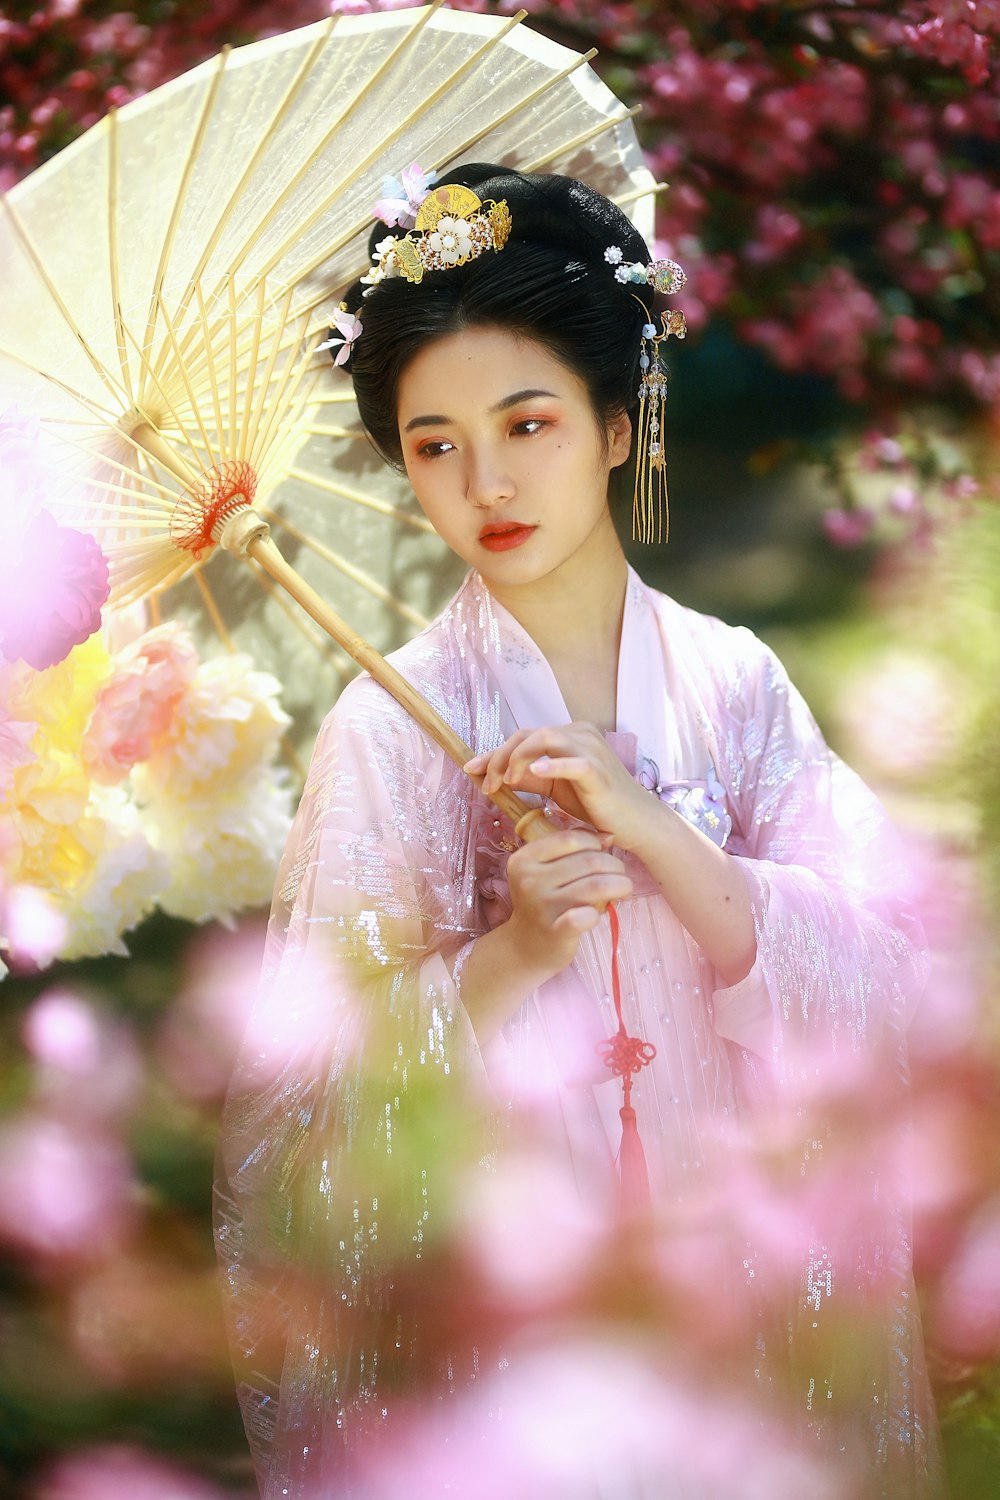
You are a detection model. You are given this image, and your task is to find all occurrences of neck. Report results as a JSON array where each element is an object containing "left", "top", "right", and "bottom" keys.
[{"left": 484, "top": 522, "right": 629, "bottom": 722}]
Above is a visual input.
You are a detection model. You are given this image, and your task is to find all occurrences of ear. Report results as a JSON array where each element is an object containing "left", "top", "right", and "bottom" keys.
[{"left": 607, "top": 409, "right": 633, "bottom": 469}]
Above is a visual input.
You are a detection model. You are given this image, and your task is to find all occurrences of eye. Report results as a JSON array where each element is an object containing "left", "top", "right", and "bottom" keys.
[
  {"left": 510, "top": 416, "right": 550, "bottom": 437},
  {"left": 414, "top": 438, "right": 455, "bottom": 460}
]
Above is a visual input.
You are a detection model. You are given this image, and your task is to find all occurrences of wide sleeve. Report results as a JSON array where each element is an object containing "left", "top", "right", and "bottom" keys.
[
  {"left": 709, "top": 632, "right": 927, "bottom": 1070},
  {"left": 214, "top": 676, "right": 493, "bottom": 1500}
]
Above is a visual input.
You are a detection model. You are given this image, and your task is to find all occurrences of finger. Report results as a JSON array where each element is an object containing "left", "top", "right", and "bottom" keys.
[
  {"left": 509, "top": 828, "right": 607, "bottom": 866},
  {"left": 509, "top": 754, "right": 595, "bottom": 786}
]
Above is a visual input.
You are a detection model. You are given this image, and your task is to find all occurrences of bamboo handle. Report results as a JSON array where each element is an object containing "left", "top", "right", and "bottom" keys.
[{"left": 233, "top": 523, "right": 550, "bottom": 841}]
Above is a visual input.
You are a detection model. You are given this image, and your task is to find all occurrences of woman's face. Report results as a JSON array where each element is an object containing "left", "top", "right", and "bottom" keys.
[{"left": 396, "top": 326, "right": 631, "bottom": 596}]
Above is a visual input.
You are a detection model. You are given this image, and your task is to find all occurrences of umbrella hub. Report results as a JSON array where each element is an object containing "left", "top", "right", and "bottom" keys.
[{"left": 170, "top": 459, "right": 261, "bottom": 559}]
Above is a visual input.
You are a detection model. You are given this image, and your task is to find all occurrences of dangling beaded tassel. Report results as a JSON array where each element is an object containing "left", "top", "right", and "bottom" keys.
[
  {"left": 596, "top": 903, "right": 657, "bottom": 1219},
  {"left": 632, "top": 309, "right": 687, "bottom": 547}
]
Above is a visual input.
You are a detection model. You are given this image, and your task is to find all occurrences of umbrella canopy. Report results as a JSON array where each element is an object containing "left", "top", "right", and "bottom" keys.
[{"left": 0, "top": 1, "right": 657, "bottom": 755}]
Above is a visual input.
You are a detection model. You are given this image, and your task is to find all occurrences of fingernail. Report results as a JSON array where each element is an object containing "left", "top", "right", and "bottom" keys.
[{"left": 529, "top": 757, "right": 551, "bottom": 773}]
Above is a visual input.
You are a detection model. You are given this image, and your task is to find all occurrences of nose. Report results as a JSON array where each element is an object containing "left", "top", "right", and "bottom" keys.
[{"left": 465, "top": 443, "right": 514, "bottom": 508}]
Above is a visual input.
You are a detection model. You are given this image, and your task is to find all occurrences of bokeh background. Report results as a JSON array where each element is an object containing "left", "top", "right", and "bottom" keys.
[{"left": 2, "top": 2, "right": 999, "bottom": 1496}]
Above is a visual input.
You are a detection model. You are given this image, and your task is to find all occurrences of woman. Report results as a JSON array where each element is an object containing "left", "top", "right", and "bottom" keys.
[{"left": 217, "top": 166, "right": 942, "bottom": 1499}]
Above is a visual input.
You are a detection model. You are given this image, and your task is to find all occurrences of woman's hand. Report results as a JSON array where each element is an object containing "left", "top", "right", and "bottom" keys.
[
  {"left": 465, "top": 724, "right": 650, "bottom": 848},
  {"left": 505, "top": 824, "right": 633, "bottom": 977}
]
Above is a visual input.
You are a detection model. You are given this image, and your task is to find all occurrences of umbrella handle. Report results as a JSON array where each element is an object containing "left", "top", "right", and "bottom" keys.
[{"left": 225, "top": 514, "right": 550, "bottom": 843}]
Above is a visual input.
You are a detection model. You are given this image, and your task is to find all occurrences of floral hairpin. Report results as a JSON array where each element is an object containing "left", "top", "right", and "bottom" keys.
[
  {"left": 317, "top": 305, "right": 363, "bottom": 366},
  {"left": 363, "top": 180, "right": 511, "bottom": 290},
  {"left": 604, "top": 246, "right": 688, "bottom": 296}
]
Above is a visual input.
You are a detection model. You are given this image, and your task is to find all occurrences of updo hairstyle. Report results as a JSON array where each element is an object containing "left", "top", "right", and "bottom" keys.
[{"left": 340, "top": 163, "right": 655, "bottom": 471}]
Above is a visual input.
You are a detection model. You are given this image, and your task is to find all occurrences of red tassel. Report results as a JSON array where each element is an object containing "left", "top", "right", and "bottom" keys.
[
  {"left": 617, "top": 1095, "right": 652, "bottom": 1217},
  {"left": 596, "top": 903, "right": 656, "bottom": 1221}
]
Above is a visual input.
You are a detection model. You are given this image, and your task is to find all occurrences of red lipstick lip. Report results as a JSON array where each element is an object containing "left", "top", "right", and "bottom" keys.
[{"left": 478, "top": 522, "right": 536, "bottom": 552}]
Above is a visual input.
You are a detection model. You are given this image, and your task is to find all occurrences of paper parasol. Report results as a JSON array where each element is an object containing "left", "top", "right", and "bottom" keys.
[{"left": 0, "top": 2, "right": 657, "bottom": 800}]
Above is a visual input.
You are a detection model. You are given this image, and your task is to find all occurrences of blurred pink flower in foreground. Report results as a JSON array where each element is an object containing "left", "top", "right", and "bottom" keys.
[
  {"left": 158, "top": 921, "right": 267, "bottom": 1101},
  {"left": 34, "top": 1444, "right": 228, "bottom": 1500},
  {"left": 1, "top": 882, "right": 67, "bottom": 970},
  {"left": 22, "top": 987, "right": 143, "bottom": 1121},
  {"left": 0, "top": 508, "right": 109, "bottom": 671},
  {"left": 361, "top": 1336, "right": 854, "bottom": 1500},
  {"left": 0, "top": 1112, "right": 134, "bottom": 1263},
  {"left": 0, "top": 408, "right": 109, "bottom": 671}
]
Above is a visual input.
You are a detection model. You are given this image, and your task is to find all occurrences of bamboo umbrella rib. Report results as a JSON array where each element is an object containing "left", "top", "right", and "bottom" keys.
[
  {"left": 614, "top": 181, "right": 667, "bottom": 211},
  {"left": 245, "top": 289, "right": 300, "bottom": 467},
  {"left": 118, "top": 301, "right": 215, "bottom": 470},
  {"left": 141, "top": 47, "right": 232, "bottom": 391},
  {"left": 193, "top": 282, "right": 228, "bottom": 465},
  {"left": 160, "top": 15, "right": 339, "bottom": 342},
  {"left": 150, "top": 291, "right": 218, "bottom": 460},
  {"left": 520, "top": 107, "right": 639, "bottom": 174},
  {"left": 193, "top": 565, "right": 236, "bottom": 651},
  {"left": 427, "top": 45, "right": 598, "bottom": 175},
  {"left": 106, "top": 112, "right": 134, "bottom": 407},
  {"left": 167, "top": 287, "right": 310, "bottom": 412},
  {"left": 111, "top": 548, "right": 192, "bottom": 605},
  {"left": 0, "top": 339, "right": 123, "bottom": 424},
  {"left": 252, "top": 7, "right": 531, "bottom": 290},
  {"left": 284, "top": 466, "right": 435, "bottom": 533},
  {"left": 1, "top": 196, "right": 128, "bottom": 411},
  {"left": 220, "top": 0, "right": 453, "bottom": 296},
  {"left": 34, "top": 427, "right": 182, "bottom": 504},
  {"left": 304, "top": 423, "right": 360, "bottom": 439},
  {"left": 227, "top": 277, "right": 239, "bottom": 461},
  {"left": 312, "top": 389, "right": 364, "bottom": 406},
  {"left": 248, "top": 306, "right": 319, "bottom": 473},
  {"left": 239, "top": 281, "right": 268, "bottom": 463},
  {"left": 268, "top": 512, "right": 430, "bottom": 630},
  {"left": 250, "top": 563, "right": 354, "bottom": 677}
]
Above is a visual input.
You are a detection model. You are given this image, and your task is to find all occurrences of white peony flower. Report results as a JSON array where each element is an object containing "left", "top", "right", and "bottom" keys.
[{"left": 428, "top": 215, "right": 473, "bottom": 264}]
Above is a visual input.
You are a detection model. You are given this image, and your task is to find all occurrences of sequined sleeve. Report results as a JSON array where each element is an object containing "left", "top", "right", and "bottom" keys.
[
  {"left": 710, "top": 632, "right": 927, "bottom": 1069},
  {"left": 214, "top": 674, "right": 492, "bottom": 1497}
]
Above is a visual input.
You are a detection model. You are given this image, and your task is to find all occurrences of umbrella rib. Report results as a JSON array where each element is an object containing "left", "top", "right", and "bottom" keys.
[
  {"left": 0, "top": 196, "right": 127, "bottom": 411},
  {"left": 107, "top": 111, "right": 135, "bottom": 407},
  {"left": 429, "top": 45, "right": 599, "bottom": 172},
  {"left": 220, "top": 0, "right": 452, "bottom": 294},
  {"left": 251, "top": 563, "right": 354, "bottom": 677},
  {"left": 246, "top": 290, "right": 304, "bottom": 470},
  {"left": 245, "top": 287, "right": 297, "bottom": 468},
  {"left": 253, "top": 6, "right": 532, "bottom": 289},
  {"left": 614, "top": 180, "right": 667, "bottom": 211},
  {"left": 284, "top": 466, "right": 436, "bottom": 533},
  {"left": 194, "top": 281, "right": 228, "bottom": 467},
  {"left": 150, "top": 290, "right": 218, "bottom": 460},
  {"left": 118, "top": 299, "right": 214, "bottom": 472},
  {"left": 140, "top": 46, "right": 232, "bottom": 394},
  {"left": 239, "top": 280, "right": 268, "bottom": 463},
  {"left": 171, "top": 15, "right": 340, "bottom": 320},
  {"left": 0, "top": 339, "right": 122, "bottom": 423},
  {"left": 193, "top": 566, "right": 236, "bottom": 651},
  {"left": 267, "top": 512, "right": 430, "bottom": 630},
  {"left": 248, "top": 306, "right": 319, "bottom": 473},
  {"left": 304, "top": 423, "right": 361, "bottom": 439},
  {"left": 46, "top": 428, "right": 182, "bottom": 504},
  {"left": 519, "top": 107, "right": 640, "bottom": 173},
  {"left": 228, "top": 277, "right": 239, "bottom": 461}
]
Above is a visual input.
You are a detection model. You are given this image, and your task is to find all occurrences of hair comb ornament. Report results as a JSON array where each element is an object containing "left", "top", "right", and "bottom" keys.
[{"left": 363, "top": 181, "right": 511, "bottom": 289}]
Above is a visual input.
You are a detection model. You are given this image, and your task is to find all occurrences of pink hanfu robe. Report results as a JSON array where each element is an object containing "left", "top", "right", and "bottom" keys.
[{"left": 216, "top": 567, "right": 943, "bottom": 1500}]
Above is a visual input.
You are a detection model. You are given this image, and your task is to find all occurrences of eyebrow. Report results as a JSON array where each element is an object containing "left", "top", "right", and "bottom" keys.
[{"left": 402, "top": 388, "right": 560, "bottom": 432}]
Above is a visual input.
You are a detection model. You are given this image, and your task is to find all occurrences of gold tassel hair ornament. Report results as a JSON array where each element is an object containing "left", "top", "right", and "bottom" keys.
[{"left": 633, "top": 306, "right": 687, "bottom": 545}]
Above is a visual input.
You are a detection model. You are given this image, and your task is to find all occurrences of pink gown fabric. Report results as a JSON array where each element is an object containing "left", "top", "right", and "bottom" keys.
[{"left": 216, "top": 567, "right": 943, "bottom": 1500}]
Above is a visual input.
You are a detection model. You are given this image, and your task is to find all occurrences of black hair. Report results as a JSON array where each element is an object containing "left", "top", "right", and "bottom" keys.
[{"left": 339, "top": 164, "right": 655, "bottom": 471}]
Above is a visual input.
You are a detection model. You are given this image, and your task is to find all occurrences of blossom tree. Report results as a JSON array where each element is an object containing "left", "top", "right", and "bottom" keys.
[{"left": 3, "top": 0, "right": 997, "bottom": 542}]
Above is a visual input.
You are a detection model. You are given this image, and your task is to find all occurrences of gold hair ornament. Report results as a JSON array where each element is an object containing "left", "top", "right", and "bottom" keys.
[
  {"left": 363, "top": 184, "right": 511, "bottom": 289},
  {"left": 633, "top": 307, "right": 687, "bottom": 545}
]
